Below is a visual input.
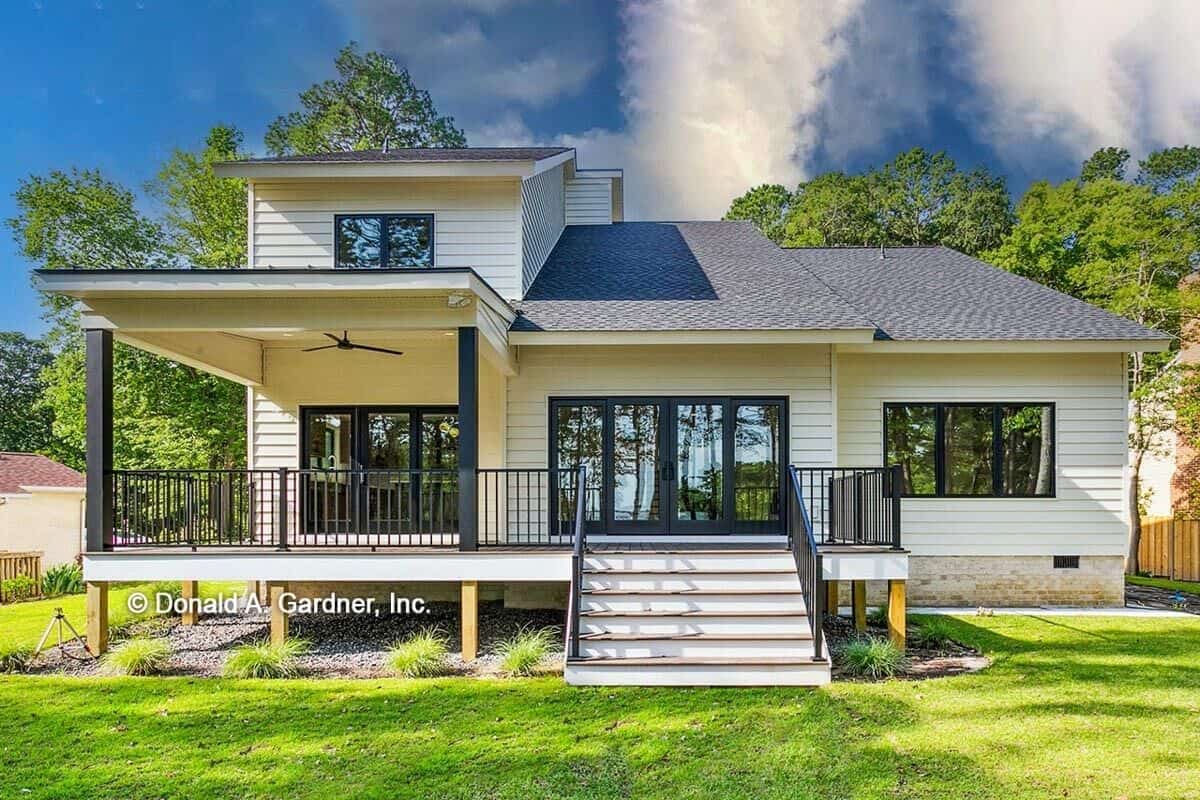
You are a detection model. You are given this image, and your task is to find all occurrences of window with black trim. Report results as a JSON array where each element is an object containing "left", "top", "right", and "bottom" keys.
[
  {"left": 335, "top": 214, "right": 433, "bottom": 269},
  {"left": 884, "top": 403, "right": 1054, "bottom": 497}
]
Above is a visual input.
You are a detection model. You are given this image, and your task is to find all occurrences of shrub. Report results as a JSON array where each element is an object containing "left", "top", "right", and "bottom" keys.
[
  {"left": 909, "top": 616, "right": 956, "bottom": 650},
  {"left": 0, "top": 639, "right": 34, "bottom": 673},
  {"left": 838, "top": 636, "right": 908, "bottom": 679},
  {"left": 0, "top": 574, "right": 38, "bottom": 603},
  {"left": 866, "top": 602, "right": 889, "bottom": 628},
  {"left": 223, "top": 639, "right": 309, "bottom": 679},
  {"left": 100, "top": 637, "right": 172, "bottom": 676},
  {"left": 494, "top": 626, "right": 557, "bottom": 677},
  {"left": 41, "top": 562, "right": 84, "bottom": 597},
  {"left": 386, "top": 627, "right": 450, "bottom": 678}
]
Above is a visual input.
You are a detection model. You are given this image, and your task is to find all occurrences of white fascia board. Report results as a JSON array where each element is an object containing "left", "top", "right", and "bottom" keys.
[
  {"left": 35, "top": 269, "right": 515, "bottom": 324},
  {"left": 836, "top": 338, "right": 1172, "bottom": 354},
  {"left": 531, "top": 149, "right": 576, "bottom": 176},
  {"left": 821, "top": 551, "right": 909, "bottom": 581},
  {"left": 574, "top": 168, "right": 623, "bottom": 178},
  {"left": 83, "top": 551, "right": 572, "bottom": 582},
  {"left": 508, "top": 328, "right": 878, "bottom": 346},
  {"left": 213, "top": 161, "right": 542, "bottom": 179}
]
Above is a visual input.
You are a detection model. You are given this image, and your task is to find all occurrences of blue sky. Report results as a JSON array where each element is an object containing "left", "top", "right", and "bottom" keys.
[{"left": 2, "top": 1, "right": 1196, "bottom": 335}]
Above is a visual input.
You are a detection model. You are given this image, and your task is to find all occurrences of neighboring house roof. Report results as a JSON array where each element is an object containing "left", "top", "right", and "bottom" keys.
[
  {"left": 788, "top": 246, "right": 1172, "bottom": 342},
  {"left": 228, "top": 146, "right": 573, "bottom": 165},
  {"left": 0, "top": 453, "right": 84, "bottom": 495},
  {"left": 512, "top": 221, "right": 876, "bottom": 332}
]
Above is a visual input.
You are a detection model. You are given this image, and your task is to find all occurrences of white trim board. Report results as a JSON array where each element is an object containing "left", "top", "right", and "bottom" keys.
[{"left": 83, "top": 552, "right": 572, "bottom": 583}]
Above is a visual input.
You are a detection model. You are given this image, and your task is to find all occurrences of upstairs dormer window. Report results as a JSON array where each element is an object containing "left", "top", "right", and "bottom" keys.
[{"left": 335, "top": 214, "right": 434, "bottom": 269}]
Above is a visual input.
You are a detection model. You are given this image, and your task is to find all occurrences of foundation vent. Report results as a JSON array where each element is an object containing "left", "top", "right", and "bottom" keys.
[{"left": 1053, "top": 555, "right": 1080, "bottom": 569}]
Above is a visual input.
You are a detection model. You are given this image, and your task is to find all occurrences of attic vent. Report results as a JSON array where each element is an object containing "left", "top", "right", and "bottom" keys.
[{"left": 1053, "top": 555, "right": 1080, "bottom": 569}]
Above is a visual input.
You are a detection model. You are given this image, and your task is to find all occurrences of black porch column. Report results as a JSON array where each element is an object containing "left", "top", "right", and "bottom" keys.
[
  {"left": 457, "top": 327, "right": 479, "bottom": 550},
  {"left": 86, "top": 328, "right": 113, "bottom": 552}
]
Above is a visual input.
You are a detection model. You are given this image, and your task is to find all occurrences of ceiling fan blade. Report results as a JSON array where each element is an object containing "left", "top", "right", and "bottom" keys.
[
  {"left": 322, "top": 332, "right": 343, "bottom": 344},
  {"left": 348, "top": 343, "right": 406, "bottom": 357},
  {"left": 302, "top": 344, "right": 339, "bottom": 352}
]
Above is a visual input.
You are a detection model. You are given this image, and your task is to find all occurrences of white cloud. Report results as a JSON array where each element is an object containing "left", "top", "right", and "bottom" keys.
[{"left": 951, "top": 0, "right": 1200, "bottom": 165}]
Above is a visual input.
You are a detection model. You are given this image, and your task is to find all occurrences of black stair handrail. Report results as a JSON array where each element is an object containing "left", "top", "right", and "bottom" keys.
[
  {"left": 786, "top": 465, "right": 824, "bottom": 661},
  {"left": 566, "top": 465, "right": 587, "bottom": 660}
]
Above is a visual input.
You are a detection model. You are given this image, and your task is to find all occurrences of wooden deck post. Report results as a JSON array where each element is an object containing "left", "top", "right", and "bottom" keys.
[
  {"left": 181, "top": 580, "right": 199, "bottom": 626},
  {"left": 461, "top": 580, "right": 479, "bottom": 661},
  {"left": 852, "top": 580, "right": 867, "bottom": 632},
  {"left": 86, "top": 581, "right": 109, "bottom": 656},
  {"left": 268, "top": 581, "right": 289, "bottom": 646},
  {"left": 825, "top": 579, "right": 840, "bottom": 616},
  {"left": 887, "top": 580, "right": 907, "bottom": 650}
]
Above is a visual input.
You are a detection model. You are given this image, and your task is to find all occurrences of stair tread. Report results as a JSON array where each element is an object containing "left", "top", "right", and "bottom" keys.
[
  {"left": 583, "top": 588, "right": 800, "bottom": 596},
  {"left": 579, "top": 632, "right": 812, "bottom": 641},
  {"left": 568, "top": 656, "right": 827, "bottom": 666},
  {"left": 581, "top": 609, "right": 807, "bottom": 618}
]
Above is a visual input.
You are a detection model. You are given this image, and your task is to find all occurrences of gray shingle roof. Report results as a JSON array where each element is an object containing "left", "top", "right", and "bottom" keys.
[
  {"left": 229, "top": 147, "right": 572, "bottom": 165},
  {"left": 512, "top": 222, "right": 876, "bottom": 332},
  {"left": 788, "top": 245, "right": 1170, "bottom": 341}
]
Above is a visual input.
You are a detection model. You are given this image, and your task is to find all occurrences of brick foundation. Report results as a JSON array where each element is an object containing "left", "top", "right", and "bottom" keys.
[{"left": 838, "top": 555, "right": 1125, "bottom": 607}]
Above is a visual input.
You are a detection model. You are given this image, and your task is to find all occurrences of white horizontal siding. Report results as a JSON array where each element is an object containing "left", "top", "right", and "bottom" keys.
[
  {"left": 251, "top": 179, "right": 523, "bottom": 299},
  {"left": 565, "top": 177, "right": 612, "bottom": 225},
  {"left": 521, "top": 164, "right": 565, "bottom": 292},
  {"left": 506, "top": 344, "right": 834, "bottom": 470},
  {"left": 837, "top": 351, "right": 1129, "bottom": 557}
]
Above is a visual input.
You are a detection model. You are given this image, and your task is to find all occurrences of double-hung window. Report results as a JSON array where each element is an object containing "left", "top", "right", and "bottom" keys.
[
  {"left": 334, "top": 214, "right": 434, "bottom": 268},
  {"left": 884, "top": 403, "right": 1055, "bottom": 497}
]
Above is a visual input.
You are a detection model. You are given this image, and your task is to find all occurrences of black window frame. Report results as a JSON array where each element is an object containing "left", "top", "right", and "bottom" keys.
[
  {"left": 883, "top": 402, "right": 1056, "bottom": 499},
  {"left": 333, "top": 213, "right": 435, "bottom": 269}
]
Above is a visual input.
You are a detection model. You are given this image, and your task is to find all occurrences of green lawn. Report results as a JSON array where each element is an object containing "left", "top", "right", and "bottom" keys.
[
  {"left": 1128, "top": 573, "right": 1200, "bottom": 596},
  {"left": 0, "top": 614, "right": 1197, "bottom": 799},
  {"left": 0, "top": 582, "right": 245, "bottom": 649}
]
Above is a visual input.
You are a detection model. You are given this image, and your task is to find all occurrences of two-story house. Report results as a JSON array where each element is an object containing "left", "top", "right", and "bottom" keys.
[{"left": 37, "top": 146, "right": 1169, "bottom": 686}]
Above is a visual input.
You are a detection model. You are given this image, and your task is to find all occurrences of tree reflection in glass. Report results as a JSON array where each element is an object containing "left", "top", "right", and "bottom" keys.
[
  {"left": 677, "top": 403, "right": 723, "bottom": 521},
  {"left": 613, "top": 404, "right": 660, "bottom": 521}
]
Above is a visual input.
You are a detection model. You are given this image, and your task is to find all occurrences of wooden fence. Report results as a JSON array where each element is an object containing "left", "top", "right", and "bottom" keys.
[
  {"left": 0, "top": 551, "right": 43, "bottom": 602},
  {"left": 1139, "top": 518, "right": 1200, "bottom": 582}
]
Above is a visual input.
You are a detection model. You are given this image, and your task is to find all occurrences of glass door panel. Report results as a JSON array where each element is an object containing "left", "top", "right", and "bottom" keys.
[
  {"left": 554, "top": 403, "right": 605, "bottom": 530},
  {"left": 365, "top": 412, "right": 412, "bottom": 534},
  {"left": 419, "top": 412, "right": 459, "bottom": 533},
  {"left": 734, "top": 402, "right": 782, "bottom": 531},
  {"left": 611, "top": 403, "right": 663, "bottom": 530},
  {"left": 674, "top": 402, "right": 726, "bottom": 529},
  {"left": 305, "top": 411, "right": 353, "bottom": 534}
]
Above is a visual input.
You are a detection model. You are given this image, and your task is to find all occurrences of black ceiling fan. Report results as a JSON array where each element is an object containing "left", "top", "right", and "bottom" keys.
[{"left": 302, "top": 331, "right": 404, "bottom": 357}]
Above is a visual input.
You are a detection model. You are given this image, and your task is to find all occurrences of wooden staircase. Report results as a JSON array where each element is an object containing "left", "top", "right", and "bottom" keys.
[{"left": 564, "top": 550, "right": 830, "bottom": 686}]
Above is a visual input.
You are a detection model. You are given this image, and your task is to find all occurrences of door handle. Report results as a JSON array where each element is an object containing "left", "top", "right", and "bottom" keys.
[{"left": 660, "top": 462, "right": 676, "bottom": 482}]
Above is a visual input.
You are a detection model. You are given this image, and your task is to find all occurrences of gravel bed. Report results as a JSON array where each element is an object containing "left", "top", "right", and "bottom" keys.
[
  {"left": 823, "top": 613, "right": 989, "bottom": 680},
  {"left": 28, "top": 601, "right": 565, "bottom": 679}
]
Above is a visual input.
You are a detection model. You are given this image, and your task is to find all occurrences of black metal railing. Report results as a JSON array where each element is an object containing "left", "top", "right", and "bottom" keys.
[
  {"left": 109, "top": 466, "right": 587, "bottom": 550},
  {"left": 792, "top": 466, "right": 903, "bottom": 549},
  {"left": 567, "top": 466, "right": 587, "bottom": 661},
  {"left": 786, "top": 465, "right": 823, "bottom": 661}
]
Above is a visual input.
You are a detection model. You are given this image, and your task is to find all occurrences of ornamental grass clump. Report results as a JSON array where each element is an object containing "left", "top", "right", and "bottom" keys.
[
  {"left": 0, "top": 639, "right": 34, "bottom": 673},
  {"left": 909, "top": 616, "right": 957, "bottom": 651},
  {"left": 495, "top": 626, "right": 557, "bottom": 677},
  {"left": 838, "top": 636, "right": 908, "bottom": 680},
  {"left": 223, "top": 639, "right": 309, "bottom": 679},
  {"left": 41, "top": 562, "right": 84, "bottom": 597},
  {"left": 100, "top": 637, "right": 172, "bottom": 676},
  {"left": 386, "top": 627, "right": 451, "bottom": 678}
]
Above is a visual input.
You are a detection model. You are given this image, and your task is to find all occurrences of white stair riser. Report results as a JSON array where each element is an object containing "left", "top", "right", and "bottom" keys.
[
  {"left": 584, "top": 554, "right": 794, "bottom": 572},
  {"left": 579, "top": 617, "right": 810, "bottom": 636},
  {"left": 584, "top": 573, "right": 798, "bottom": 592},
  {"left": 565, "top": 662, "right": 830, "bottom": 687},
  {"left": 579, "top": 640, "right": 814, "bottom": 659},
  {"left": 584, "top": 594, "right": 806, "bottom": 613}
]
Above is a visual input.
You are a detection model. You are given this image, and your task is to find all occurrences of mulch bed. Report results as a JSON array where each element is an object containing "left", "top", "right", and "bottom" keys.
[
  {"left": 1125, "top": 582, "right": 1200, "bottom": 615},
  {"left": 28, "top": 601, "right": 565, "bottom": 678},
  {"left": 823, "top": 614, "right": 990, "bottom": 681}
]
